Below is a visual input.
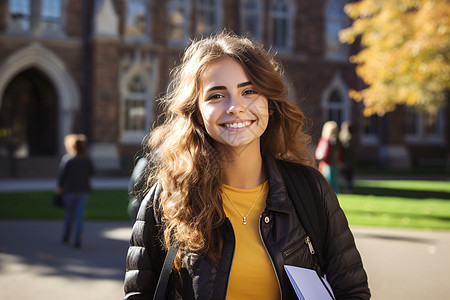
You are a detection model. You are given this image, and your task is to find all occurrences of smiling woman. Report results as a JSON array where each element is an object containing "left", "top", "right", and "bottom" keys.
[{"left": 123, "top": 30, "right": 370, "bottom": 300}]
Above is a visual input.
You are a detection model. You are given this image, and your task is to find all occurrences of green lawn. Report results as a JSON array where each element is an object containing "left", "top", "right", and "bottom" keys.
[
  {"left": 0, "top": 180, "right": 449, "bottom": 230},
  {"left": 0, "top": 189, "right": 130, "bottom": 221},
  {"left": 338, "top": 180, "right": 450, "bottom": 230}
]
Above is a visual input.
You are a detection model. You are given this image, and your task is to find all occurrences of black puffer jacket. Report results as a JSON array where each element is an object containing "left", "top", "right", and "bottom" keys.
[{"left": 124, "top": 156, "right": 370, "bottom": 299}]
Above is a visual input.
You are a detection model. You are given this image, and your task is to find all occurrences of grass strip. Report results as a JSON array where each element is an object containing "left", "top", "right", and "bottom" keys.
[
  {"left": 0, "top": 180, "right": 449, "bottom": 230},
  {"left": 338, "top": 179, "right": 450, "bottom": 230},
  {"left": 0, "top": 189, "right": 130, "bottom": 221}
]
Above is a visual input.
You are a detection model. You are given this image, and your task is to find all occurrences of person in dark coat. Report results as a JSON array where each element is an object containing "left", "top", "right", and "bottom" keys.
[
  {"left": 57, "top": 134, "right": 94, "bottom": 249},
  {"left": 124, "top": 31, "right": 370, "bottom": 299},
  {"left": 339, "top": 121, "right": 356, "bottom": 193}
]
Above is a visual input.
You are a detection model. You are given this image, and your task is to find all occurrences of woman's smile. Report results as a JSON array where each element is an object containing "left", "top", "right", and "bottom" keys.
[{"left": 220, "top": 120, "right": 254, "bottom": 129}]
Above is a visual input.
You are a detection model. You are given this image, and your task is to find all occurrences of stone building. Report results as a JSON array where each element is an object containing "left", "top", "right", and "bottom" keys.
[{"left": 0, "top": 0, "right": 448, "bottom": 178}]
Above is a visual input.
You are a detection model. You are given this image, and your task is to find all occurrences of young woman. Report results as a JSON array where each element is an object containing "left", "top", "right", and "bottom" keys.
[
  {"left": 57, "top": 134, "right": 94, "bottom": 249},
  {"left": 124, "top": 31, "right": 370, "bottom": 299}
]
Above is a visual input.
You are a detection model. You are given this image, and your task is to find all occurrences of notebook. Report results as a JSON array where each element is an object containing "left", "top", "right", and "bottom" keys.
[{"left": 284, "top": 265, "right": 335, "bottom": 300}]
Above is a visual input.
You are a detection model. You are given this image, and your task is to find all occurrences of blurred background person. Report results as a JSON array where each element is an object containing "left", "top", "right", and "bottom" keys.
[
  {"left": 127, "top": 155, "right": 148, "bottom": 223},
  {"left": 339, "top": 121, "right": 356, "bottom": 193},
  {"left": 315, "top": 121, "right": 340, "bottom": 193},
  {"left": 57, "top": 134, "right": 94, "bottom": 249}
]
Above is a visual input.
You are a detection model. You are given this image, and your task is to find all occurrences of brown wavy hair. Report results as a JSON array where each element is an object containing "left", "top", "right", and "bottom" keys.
[
  {"left": 64, "top": 134, "right": 88, "bottom": 157},
  {"left": 145, "top": 30, "right": 313, "bottom": 268}
]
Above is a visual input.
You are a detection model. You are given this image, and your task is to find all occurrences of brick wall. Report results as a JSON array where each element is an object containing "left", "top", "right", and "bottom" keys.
[{"left": 91, "top": 41, "right": 120, "bottom": 143}]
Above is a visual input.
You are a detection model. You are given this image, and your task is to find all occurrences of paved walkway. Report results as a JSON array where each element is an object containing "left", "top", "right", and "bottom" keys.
[
  {"left": 0, "top": 220, "right": 132, "bottom": 300},
  {"left": 1, "top": 219, "right": 449, "bottom": 300}
]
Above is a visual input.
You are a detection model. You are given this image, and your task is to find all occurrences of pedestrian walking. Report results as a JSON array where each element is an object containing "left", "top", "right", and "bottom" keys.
[{"left": 57, "top": 134, "right": 94, "bottom": 249}]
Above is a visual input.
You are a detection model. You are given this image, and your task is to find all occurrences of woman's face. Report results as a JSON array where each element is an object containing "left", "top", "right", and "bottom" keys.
[{"left": 198, "top": 57, "right": 269, "bottom": 152}]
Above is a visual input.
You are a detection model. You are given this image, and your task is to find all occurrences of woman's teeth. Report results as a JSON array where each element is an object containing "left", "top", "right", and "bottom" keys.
[{"left": 224, "top": 121, "right": 252, "bottom": 128}]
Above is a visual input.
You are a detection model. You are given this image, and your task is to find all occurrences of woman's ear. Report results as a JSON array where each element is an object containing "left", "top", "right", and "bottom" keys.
[{"left": 268, "top": 99, "right": 275, "bottom": 115}]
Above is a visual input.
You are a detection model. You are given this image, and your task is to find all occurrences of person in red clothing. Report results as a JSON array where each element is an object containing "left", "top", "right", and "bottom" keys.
[{"left": 315, "top": 121, "right": 340, "bottom": 193}]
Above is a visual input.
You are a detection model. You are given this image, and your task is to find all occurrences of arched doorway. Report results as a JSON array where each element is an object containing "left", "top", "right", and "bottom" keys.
[{"left": 0, "top": 68, "right": 57, "bottom": 158}]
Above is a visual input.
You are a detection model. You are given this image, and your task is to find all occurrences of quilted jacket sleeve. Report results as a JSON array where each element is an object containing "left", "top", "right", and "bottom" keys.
[
  {"left": 124, "top": 184, "right": 166, "bottom": 299},
  {"left": 311, "top": 168, "right": 371, "bottom": 299}
]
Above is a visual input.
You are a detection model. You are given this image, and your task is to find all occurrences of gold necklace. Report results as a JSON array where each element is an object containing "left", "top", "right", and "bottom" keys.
[{"left": 223, "top": 183, "right": 264, "bottom": 225}]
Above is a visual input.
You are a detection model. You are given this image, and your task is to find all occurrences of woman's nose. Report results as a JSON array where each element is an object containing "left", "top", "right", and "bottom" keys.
[{"left": 225, "top": 95, "right": 245, "bottom": 115}]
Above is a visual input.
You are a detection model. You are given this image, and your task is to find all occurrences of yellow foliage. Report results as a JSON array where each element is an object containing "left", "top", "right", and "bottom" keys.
[{"left": 340, "top": 0, "right": 450, "bottom": 116}]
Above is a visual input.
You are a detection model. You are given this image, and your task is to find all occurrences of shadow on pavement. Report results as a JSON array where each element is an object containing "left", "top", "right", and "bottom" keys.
[{"left": 0, "top": 220, "right": 132, "bottom": 281}]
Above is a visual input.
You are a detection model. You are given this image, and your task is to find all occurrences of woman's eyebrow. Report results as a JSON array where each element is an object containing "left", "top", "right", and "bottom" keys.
[
  {"left": 206, "top": 86, "right": 226, "bottom": 93},
  {"left": 205, "top": 81, "right": 253, "bottom": 93},
  {"left": 237, "top": 81, "right": 252, "bottom": 88}
]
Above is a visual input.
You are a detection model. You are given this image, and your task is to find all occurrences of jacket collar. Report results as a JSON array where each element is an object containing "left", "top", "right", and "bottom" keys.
[{"left": 264, "top": 154, "right": 292, "bottom": 214}]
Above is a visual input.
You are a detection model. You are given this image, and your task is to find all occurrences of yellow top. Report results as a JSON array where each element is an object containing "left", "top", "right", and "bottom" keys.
[{"left": 221, "top": 181, "right": 281, "bottom": 300}]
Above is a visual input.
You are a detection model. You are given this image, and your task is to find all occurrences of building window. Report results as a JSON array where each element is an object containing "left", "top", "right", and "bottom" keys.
[
  {"left": 362, "top": 114, "right": 380, "bottom": 144},
  {"left": 406, "top": 108, "right": 445, "bottom": 144},
  {"left": 326, "top": 0, "right": 349, "bottom": 60},
  {"left": 124, "top": 76, "right": 148, "bottom": 133},
  {"left": 120, "top": 52, "right": 158, "bottom": 144},
  {"left": 168, "top": 0, "right": 189, "bottom": 45},
  {"left": 41, "top": 0, "right": 63, "bottom": 32},
  {"left": 8, "top": 0, "right": 64, "bottom": 34},
  {"left": 322, "top": 73, "right": 350, "bottom": 128},
  {"left": 270, "top": 0, "right": 292, "bottom": 52},
  {"left": 9, "top": 0, "right": 31, "bottom": 31},
  {"left": 240, "top": 0, "right": 262, "bottom": 40},
  {"left": 126, "top": 0, "right": 149, "bottom": 39},
  {"left": 326, "top": 89, "right": 344, "bottom": 125},
  {"left": 196, "top": 0, "right": 221, "bottom": 37}
]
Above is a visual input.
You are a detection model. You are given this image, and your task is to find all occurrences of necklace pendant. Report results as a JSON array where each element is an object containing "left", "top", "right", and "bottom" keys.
[{"left": 243, "top": 217, "right": 247, "bottom": 225}]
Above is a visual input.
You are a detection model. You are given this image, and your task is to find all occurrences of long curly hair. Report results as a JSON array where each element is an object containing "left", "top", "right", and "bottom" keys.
[{"left": 145, "top": 30, "right": 313, "bottom": 268}]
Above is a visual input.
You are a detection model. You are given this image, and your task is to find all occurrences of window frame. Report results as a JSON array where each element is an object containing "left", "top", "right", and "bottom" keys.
[
  {"left": 325, "top": 0, "right": 350, "bottom": 61},
  {"left": 361, "top": 113, "right": 381, "bottom": 145},
  {"left": 195, "top": 0, "right": 222, "bottom": 37},
  {"left": 8, "top": 0, "right": 32, "bottom": 32},
  {"left": 405, "top": 107, "right": 445, "bottom": 145},
  {"left": 240, "top": 0, "right": 262, "bottom": 40},
  {"left": 167, "top": 0, "right": 190, "bottom": 46},
  {"left": 269, "top": 0, "right": 295, "bottom": 53},
  {"left": 40, "top": 0, "right": 64, "bottom": 34},
  {"left": 321, "top": 73, "right": 350, "bottom": 128},
  {"left": 125, "top": 0, "right": 150, "bottom": 43},
  {"left": 119, "top": 53, "right": 158, "bottom": 144},
  {"left": 8, "top": 0, "right": 65, "bottom": 37},
  {"left": 123, "top": 75, "right": 149, "bottom": 140}
]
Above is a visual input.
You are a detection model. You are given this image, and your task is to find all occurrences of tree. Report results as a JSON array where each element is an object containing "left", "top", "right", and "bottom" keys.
[{"left": 339, "top": 0, "right": 450, "bottom": 116}]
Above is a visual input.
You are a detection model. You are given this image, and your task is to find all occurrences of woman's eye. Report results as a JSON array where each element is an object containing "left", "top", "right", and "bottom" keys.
[
  {"left": 207, "top": 93, "right": 223, "bottom": 101},
  {"left": 243, "top": 89, "right": 258, "bottom": 96}
]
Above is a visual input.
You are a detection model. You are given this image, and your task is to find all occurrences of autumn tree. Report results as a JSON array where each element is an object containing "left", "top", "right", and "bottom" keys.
[{"left": 339, "top": 0, "right": 450, "bottom": 116}]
